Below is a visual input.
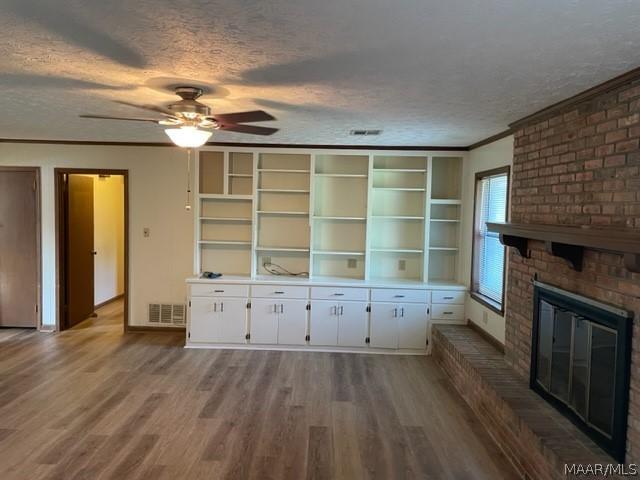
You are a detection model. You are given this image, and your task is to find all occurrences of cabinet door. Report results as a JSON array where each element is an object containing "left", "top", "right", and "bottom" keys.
[
  {"left": 250, "top": 298, "right": 279, "bottom": 344},
  {"left": 398, "top": 303, "right": 428, "bottom": 350},
  {"left": 277, "top": 299, "right": 308, "bottom": 345},
  {"left": 337, "top": 302, "right": 368, "bottom": 347},
  {"left": 369, "top": 303, "right": 399, "bottom": 349},
  {"left": 189, "top": 297, "right": 222, "bottom": 343},
  {"left": 309, "top": 300, "right": 339, "bottom": 346},
  {"left": 218, "top": 298, "right": 248, "bottom": 343}
]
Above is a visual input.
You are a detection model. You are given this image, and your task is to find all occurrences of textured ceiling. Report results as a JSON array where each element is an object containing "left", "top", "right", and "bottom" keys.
[{"left": 1, "top": 0, "right": 640, "bottom": 146}]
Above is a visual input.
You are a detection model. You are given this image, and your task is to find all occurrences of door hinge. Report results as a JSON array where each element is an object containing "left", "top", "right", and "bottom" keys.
[
  {"left": 247, "top": 302, "right": 251, "bottom": 309},
  {"left": 427, "top": 307, "right": 430, "bottom": 315},
  {"left": 188, "top": 331, "right": 190, "bottom": 339},
  {"left": 188, "top": 300, "right": 191, "bottom": 308},
  {"left": 365, "top": 337, "right": 370, "bottom": 344},
  {"left": 366, "top": 305, "right": 371, "bottom": 313},
  {"left": 33, "top": 179, "right": 37, "bottom": 191},
  {"left": 305, "top": 334, "right": 310, "bottom": 341},
  {"left": 35, "top": 304, "right": 38, "bottom": 313},
  {"left": 306, "top": 303, "right": 311, "bottom": 311},
  {"left": 245, "top": 333, "right": 251, "bottom": 340}
]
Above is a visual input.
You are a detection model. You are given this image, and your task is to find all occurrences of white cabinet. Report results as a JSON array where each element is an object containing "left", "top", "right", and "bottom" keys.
[
  {"left": 370, "top": 302, "right": 428, "bottom": 350},
  {"left": 309, "top": 300, "right": 339, "bottom": 346},
  {"left": 309, "top": 300, "right": 368, "bottom": 347},
  {"left": 189, "top": 296, "right": 247, "bottom": 344},
  {"left": 398, "top": 303, "right": 429, "bottom": 349},
  {"left": 250, "top": 298, "right": 307, "bottom": 345}
]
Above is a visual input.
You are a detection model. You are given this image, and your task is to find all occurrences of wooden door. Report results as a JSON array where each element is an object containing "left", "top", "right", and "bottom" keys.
[
  {"left": 65, "top": 175, "right": 95, "bottom": 329},
  {"left": 0, "top": 169, "right": 39, "bottom": 328},
  {"left": 276, "top": 299, "right": 307, "bottom": 345},
  {"left": 337, "top": 301, "right": 368, "bottom": 347}
]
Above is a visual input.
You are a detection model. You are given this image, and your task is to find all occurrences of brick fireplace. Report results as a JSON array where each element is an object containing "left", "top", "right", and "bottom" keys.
[{"left": 507, "top": 75, "right": 640, "bottom": 461}]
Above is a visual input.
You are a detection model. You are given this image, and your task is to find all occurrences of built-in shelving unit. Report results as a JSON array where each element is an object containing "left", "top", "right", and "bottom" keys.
[{"left": 194, "top": 148, "right": 464, "bottom": 284}]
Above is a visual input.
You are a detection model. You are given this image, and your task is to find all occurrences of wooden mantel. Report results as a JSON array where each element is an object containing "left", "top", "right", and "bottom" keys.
[{"left": 486, "top": 222, "right": 640, "bottom": 273}]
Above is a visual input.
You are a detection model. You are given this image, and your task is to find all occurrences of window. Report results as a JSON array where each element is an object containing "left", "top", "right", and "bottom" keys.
[{"left": 471, "top": 167, "right": 509, "bottom": 314}]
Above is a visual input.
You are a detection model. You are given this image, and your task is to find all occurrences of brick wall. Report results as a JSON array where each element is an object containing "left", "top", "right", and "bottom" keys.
[{"left": 507, "top": 78, "right": 640, "bottom": 460}]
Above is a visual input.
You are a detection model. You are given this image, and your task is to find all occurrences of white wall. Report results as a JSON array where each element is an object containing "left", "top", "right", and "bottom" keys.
[
  {"left": 92, "top": 174, "right": 125, "bottom": 305},
  {"left": 460, "top": 135, "right": 514, "bottom": 343},
  {"left": 0, "top": 143, "right": 194, "bottom": 329}
]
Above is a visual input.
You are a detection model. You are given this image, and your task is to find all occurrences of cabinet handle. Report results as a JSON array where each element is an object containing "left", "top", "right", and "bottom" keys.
[
  {"left": 394, "top": 295, "right": 405, "bottom": 298},
  {"left": 214, "top": 289, "right": 225, "bottom": 293},
  {"left": 444, "top": 311, "right": 453, "bottom": 315},
  {"left": 339, "top": 306, "right": 344, "bottom": 315},
  {"left": 280, "top": 304, "right": 284, "bottom": 313},
  {"left": 332, "top": 293, "right": 344, "bottom": 296},
  {"left": 274, "top": 291, "right": 285, "bottom": 294},
  {"left": 273, "top": 304, "right": 277, "bottom": 313},
  {"left": 443, "top": 296, "right": 454, "bottom": 300},
  {"left": 213, "top": 302, "right": 217, "bottom": 312},
  {"left": 331, "top": 306, "right": 336, "bottom": 315},
  {"left": 400, "top": 307, "right": 404, "bottom": 317},
  {"left": 393, "top": 308, "right": 398, "bottom": 318},
  {"left": 221, "top": 302, "right": 224, "bottom": 312}
]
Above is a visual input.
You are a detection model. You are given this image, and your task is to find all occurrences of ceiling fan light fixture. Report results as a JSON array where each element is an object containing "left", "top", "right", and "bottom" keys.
[{"left": 165, "top": 126, "right": 212, "bottom": 148}]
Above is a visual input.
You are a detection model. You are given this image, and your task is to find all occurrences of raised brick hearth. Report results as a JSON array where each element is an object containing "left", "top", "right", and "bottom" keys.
[
  {"left": 433, "top": 325, "right": 613, "bottom": 480},
  {"left": 507, "top": 76, "right": 640, "bottom": 461}
]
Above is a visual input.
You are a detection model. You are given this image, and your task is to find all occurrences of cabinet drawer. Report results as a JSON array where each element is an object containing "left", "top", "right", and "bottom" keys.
[
  {"left": 431, "top": 290, "right": 465, "bottom": 304},
  {"left": 190, "top": 283, "right": 249, "bottom": 298},
  {"left": 431, "top": 304, "right": 465, "bottom": 320},
  {"left": 370, "top": 288, "right": 429, "bottom": 304},
  {"left": 310, "top": 286, "right": 368, "bottom": 302},
  {"left": 251, "top": 284, "right": 309, "bottom": 299}
]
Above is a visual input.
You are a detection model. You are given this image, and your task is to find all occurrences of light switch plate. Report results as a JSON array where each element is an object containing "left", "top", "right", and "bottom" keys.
[{"left": 347, "top": 259, "right": 357, "bottom": 269}]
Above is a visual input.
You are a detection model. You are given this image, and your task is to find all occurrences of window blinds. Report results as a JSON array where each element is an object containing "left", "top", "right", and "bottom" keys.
[{"left": 475, "top": 173, "right": 508, "bottom": 305}]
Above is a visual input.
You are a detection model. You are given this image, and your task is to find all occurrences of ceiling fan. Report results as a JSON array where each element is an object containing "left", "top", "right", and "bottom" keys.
[{"left": 80, "top": 86, "right": 278, "bottom": 147}]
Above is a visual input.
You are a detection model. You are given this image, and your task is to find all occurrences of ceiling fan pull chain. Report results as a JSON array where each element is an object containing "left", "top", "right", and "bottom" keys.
[{"left": 185, "top": 148, "right": 192, "bottom": 211}]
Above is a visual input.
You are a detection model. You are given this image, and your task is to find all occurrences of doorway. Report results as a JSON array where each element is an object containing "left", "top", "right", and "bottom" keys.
[
  {"left": 56, "top": 169, "right": 128, "bottom": 331},
  {"left": 0, "top": 167, "right": 41, "bottom": 328}
]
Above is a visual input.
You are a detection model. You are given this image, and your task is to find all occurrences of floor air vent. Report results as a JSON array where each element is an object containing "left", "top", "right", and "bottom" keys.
[{"left": 148, "top": 303, "right": 186, "bottom": 326}]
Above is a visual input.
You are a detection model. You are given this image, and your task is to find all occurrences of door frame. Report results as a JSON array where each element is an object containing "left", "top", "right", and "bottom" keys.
[
  {"left": 0, "top": 166, "right": 42, "bottom": 329},
  {"left": 55, "top": 168, "right": 129, "bottom": 332}
]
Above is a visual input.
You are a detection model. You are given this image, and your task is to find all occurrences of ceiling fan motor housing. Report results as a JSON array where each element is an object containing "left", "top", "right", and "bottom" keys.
[{"left": 169, "top": 87, "right": 211, "bottom": 116}]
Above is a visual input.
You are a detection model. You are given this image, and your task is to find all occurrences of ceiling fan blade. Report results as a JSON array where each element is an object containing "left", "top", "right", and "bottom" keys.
[
  {"left": 218, "top": 123, "right": 279, "bottom": 135},
  {"left": 80, "top": 114, "right": 162, "bottom": 123},
  {"left": 114, "top": 100, "right": 177, "bottom": 117},
  {"left": 212, "top": 110, "right": 276, "bottom": 124}
]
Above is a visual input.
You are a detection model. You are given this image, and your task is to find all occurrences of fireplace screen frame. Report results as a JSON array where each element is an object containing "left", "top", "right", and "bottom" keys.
[{"left": 530, "top": 281, "right": 633, "bottom": 462}]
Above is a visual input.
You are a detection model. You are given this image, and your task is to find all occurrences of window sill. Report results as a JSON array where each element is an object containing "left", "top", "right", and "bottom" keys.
[{"left": 470, "top": 291, "right": 504, "bottom": 316}]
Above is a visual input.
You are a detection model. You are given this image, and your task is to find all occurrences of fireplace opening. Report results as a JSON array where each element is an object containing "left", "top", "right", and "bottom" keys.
[{"left": 530, "top": 281, "right": 633, "bottom": 462}]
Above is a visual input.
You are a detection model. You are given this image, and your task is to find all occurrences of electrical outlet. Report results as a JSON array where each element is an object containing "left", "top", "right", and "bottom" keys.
[
  {"left": 398, "top": 259, "right": 406, "bottom": 271},
  {"left": 263, "top": 256, "right": 271, "bottom": 266},
  {"left": 347, "top": 259, "right": 357, "bottom": 269},
  {"left": 482, "top": 310, "right": 489, "bottom": 324}
]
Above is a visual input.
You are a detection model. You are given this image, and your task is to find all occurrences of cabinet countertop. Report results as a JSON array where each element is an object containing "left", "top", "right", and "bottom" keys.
[{"left": 186, "top": 275, "right": 466, "bottom": 291}]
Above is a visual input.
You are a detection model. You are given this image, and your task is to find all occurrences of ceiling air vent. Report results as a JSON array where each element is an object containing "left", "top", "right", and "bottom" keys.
[
  {"left": 350, "top": 129, "right": 382, "bottom": 136},
  {"left": 148, "top": 303, "right": 186, "bottom": 326}
]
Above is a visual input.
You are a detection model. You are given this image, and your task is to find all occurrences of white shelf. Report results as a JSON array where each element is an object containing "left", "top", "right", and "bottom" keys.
[
  {"left": 372, "top": 168, "right": 426, "bottom": 173},
  {"left": 315, "top": 173, "right": 368, "bottom": 178},
  {"left": 228, "top": 173, "right": 252, "bottom": 178},
  {"left": 256, "top": 246, "right": 310, "bottom": 253},
  {"left": 200, "top": 194, "right": 253, "bottom": 201},
  {"left": 257, "top": 189, "right": 310, "bottom": 194},
  {"left": 429, "top": 247, "right": 459, "bottom": 251},
  {"left": 430, "top": 198, "right": 462, "bottom": 205},
  {"left": 371, "top": 248, "right": 424, "bottom": 253},
  {"left": 312, "top": 250, "right": 366, "bottom": 256},
  {"left": 198, "top": 240, "right": 252, "bottom": 246},
  {"left": 257, "top": 211, "right": 309, "bottom": 216},
  {"left": 313, "top": 216, "right": 366, "bottom": 221},
  {"left": 372, "top": 215, "right": 424, "bottom": 220},
  {"left": 430, "top": 219, "right": 460, "bottom": 223},
  {"left": 258, "top": 169, "right": 310, "bottom": 173},
  {"left": 200, "top": 217, "right": 252, "bottom": 222},
  {"left": 373, "top": 187, "right": 425, "bottom": 192}
]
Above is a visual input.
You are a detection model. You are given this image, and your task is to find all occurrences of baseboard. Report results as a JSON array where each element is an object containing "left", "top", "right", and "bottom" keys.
[
  {"left": 466, "top": 319, "right": 505, "bottom": 354},
  {"left": 94, "top": 294, "right": 124, "bottom": 310}
]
